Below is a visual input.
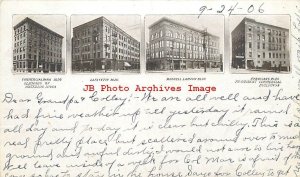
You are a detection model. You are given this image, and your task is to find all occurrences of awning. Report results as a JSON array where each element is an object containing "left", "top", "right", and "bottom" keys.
[
  {"left": 124, "top": 62, "right": 131, "bottom": 67},
  {"left": 235, "top": 56, "right": 244, "bottom": 59}
]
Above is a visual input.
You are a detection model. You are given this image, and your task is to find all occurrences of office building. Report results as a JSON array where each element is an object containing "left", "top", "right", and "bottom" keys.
[
  {"left": 72, "top": 16, "right": 140, "bottom": 72},
  {"left": 13, "top": 17, "right": 63, "bottom": 73},
  {"left": 231, "top": 17, "right": 289, "bottom": 71},
  {"left": 147, "top": 17, "right": 221, "bottom": 71}
]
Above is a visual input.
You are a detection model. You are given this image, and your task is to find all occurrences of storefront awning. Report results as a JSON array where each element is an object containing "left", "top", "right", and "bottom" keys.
[{"left": 124, "top": 62, "right": 131, "bottom": 67}]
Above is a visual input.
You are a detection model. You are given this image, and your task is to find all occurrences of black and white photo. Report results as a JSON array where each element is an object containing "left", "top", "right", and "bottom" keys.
[
  {"left": 71, "top": 15, "right": 141, "bottom": 73},
  {"left": 12, "top": 15, "right": 66, "bottom": 73},
  {"left": 145, "top": 15, "right": 224, "bottom": 73},
  {"left": 230, "top": 15, "right": 290, "bottom": 73}
]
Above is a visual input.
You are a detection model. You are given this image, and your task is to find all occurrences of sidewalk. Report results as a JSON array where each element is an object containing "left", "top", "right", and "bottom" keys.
[
  {"left": 231, "top": 68, "right": 290, "bottom": 74},
  {"left": 147, "top": 68, "right": 223, "bottom": 73},
  {"left": 72, "top": 69, "right": 140, "bottom": 74}
]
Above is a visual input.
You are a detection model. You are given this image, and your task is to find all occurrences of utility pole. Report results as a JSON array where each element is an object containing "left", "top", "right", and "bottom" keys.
[
  {"left": 171, "top": 40, "right": 174, "bottom": 71},
  {"left": 113, "top": 24, "right": 117, "bottom": 71},
  {"left": 203, "top": 28, "right": 207, "bottom": 73},
  {"left": 92, "top": 29, "right": 97, "bottom": 72},
  {"left": 104, "top": 35, "right": 109, "bottom": 72}
]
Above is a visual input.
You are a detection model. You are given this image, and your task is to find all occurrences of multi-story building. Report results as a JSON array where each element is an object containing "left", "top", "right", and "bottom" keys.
[
  {"left": 147, "top": 17, "right": 221, "bottom": 71},
  {"left": 13, "top": 17, "right": 63, "bottom": 73},
  {"left": 231, "top": 17, "right": 289, "bottom": 71},
  {"left": 72, "top": 16, "right": 140, "bottom": 71}
]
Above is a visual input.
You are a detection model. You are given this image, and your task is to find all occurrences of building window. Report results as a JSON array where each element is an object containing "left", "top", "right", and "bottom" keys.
[
  {"left": 166, "top": 30, "right": 173, "bottom": 37},
  {"left": 249, "top": 52, "right": 252, "bottom": 57},
  {"left": 257, "top": 53, "right": 260, "bottom": 58},
  {"left": 262, "top": 43, "right": 265, "bottom": 49},
  {"left": 257, "top": 42, "right": 260, "bottom": 49},
  {"left": 269, "top": 53, "right": 271, "bottom": 58},
  {"left": 263, "top": 52, "right": 265, "bottom": 58},
  {"left": 160, "top": 30, "right": 163, "bottom": 37},
  {"left": 249, "top": 42, "right": 252, "bottom": 48},
  {"left": 248, "top": 26, "right": 252, "bottom": 31}
]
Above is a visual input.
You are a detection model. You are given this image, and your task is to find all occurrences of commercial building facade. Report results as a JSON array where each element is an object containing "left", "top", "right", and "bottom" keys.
[
  {"left": 231, "top": 17, "right": 290, "bottom": 71},
  {"left": 13, "top": 17, "right": 63, "bottom": 73},
  {"left": 72, "top": 16, "right": 140, "bottom": 71},
  {"left": 147, "top": 17, "right": 221, "bottom": 71}
]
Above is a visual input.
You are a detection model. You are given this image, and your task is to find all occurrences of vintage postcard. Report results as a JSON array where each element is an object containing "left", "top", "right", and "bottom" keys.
[{"left": 0, "top": 0, "right": 299, "bottom": 177}]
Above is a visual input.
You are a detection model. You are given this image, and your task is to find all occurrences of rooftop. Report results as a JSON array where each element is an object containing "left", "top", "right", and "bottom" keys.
[
  {"left": 243, "top": 17, "right": 289, "bottom": 31},
  {"left": 73, "top": 16, "right": 140, "bottom": 42},
  {"left": 13, "top": 17, "right": 63, "bottom": 38},
  {"left": 148, "top": 17, "right": 219, "bottom": 38}
]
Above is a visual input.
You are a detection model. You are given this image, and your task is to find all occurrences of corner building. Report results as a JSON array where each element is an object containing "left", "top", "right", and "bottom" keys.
[
  {"left": 147, "top": 17, "right": 221, "bottom": 71},
  {"left": 13, "top": 17, "right": 63, "bottom": 73},
  {"left": 232, "top": 17, "right": 290, "bottom": 71},
  {"left": 72, "top": 16, "right": 140, "bottom": 71}
]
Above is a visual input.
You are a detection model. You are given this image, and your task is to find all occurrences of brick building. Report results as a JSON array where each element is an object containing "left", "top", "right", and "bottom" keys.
[
  {"left": 147, "top": 17, "right": 221, "bottom": 71},
  {"left": 13, "top": 17, "right": 63, "bottom": 73},
  {"left": 231, "top": 17, "right": 289, "bottom": 71},
  {"left": 72, "top": 16, "right": 140, "bottom": 71}
]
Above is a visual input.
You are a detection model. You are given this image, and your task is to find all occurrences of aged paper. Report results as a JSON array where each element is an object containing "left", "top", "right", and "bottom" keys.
[{"left": 0, "top": 0, "right": 300, "bottom": 177}]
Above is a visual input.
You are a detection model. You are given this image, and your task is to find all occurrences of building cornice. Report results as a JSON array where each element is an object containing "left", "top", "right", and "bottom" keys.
[
  {"left": 73, "top": 16, "right": 140, "bottom": 43},
  {"left": 243, "top": 17, "right": 289, "bottom": 31},
  {"left": 148, "top": 17, "right": 219, "bottom": 38},
  {"left": 14, "top": 17, "right": 63, "bottom": 38}
]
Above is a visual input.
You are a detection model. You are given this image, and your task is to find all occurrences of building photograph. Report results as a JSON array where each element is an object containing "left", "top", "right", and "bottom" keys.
[
  {"left": 145, "top": 15, "right": 224, "bottom": 73},
  {"left": 13, "top": 15, "right": 66, "bottom": 73},
  {"left": 71, "top": 15, "right": 141, "bottom": 73},
  {"left": 230, "top": 15, "right": 290, "bottom": 73}
]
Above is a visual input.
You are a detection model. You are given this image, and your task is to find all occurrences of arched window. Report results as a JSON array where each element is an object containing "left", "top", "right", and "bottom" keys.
[
  {"left": 166, "top": 30, "right": 173, "bottom": 38},
  {"left": 160, "top": 30, "right": 163, "bottom": 37}
]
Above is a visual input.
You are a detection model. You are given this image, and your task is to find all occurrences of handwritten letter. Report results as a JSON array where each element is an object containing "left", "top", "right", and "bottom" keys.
[{"left": 1, "top": 87, "right": 299, "bottom": 177}]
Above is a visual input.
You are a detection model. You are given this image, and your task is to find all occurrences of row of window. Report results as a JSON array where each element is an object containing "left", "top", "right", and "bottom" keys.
[
  {"left": 74, "top": 52, "right": 139, "bottom": 60},
  {"left": 248, "top": 42, "right": 286, "bottom": 51},
  {"left": 248, "top": 34, "right": 286, "bottom": 43},
  {"left": 151, "top": 30, "right": 217, "bottom": 46},
  {"left": 15, "top": 25, "right": 61, "bottom": 42},
  {"left": 74, "top": 42, "right": 140, "bottom": 54},
  {"left": 15, "top": 61, "right": 61, "bottom": 69},
  {"left": 14, "top": 32, "right": 26, "bottom": 41},
  {"left": 151, "top": 51, "right": 219, "bottom": 60},
  {"left": 247, "top": 25, "right": 287, "bottom": 37},
  {"left": 150, "top": 40, "right": 219, "bottom": 54},
  {"left": 14, "top": 39, "right": 26, "bottom": 47},
  {"left": 14, "top": 53, "right": 62, "bottom": 60},
  {"left": 73, "top": 35, "right": 139, "bottom": 49},
  {"left": 74, "top": 25, "right": 137, "bottom": 46},
  {"left": 14, "top": 46, "right": 62, "bottom": 56},
  {"left": 248, "top": 51, "right": 287, "bottom": 59}
]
